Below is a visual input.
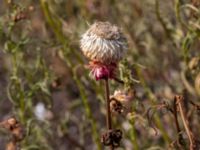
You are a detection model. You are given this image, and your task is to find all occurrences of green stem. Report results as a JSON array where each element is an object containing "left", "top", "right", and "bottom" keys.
[{"left": 129, "top": 118, "right": 139, "bottom": 150}]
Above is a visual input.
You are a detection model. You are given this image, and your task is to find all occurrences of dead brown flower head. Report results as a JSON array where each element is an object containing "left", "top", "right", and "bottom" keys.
[{"left": 110, "top": 89, "right": 135, "bottom": 114}]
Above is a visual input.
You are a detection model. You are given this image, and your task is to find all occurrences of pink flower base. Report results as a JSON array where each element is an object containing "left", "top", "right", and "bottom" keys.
[{"left": 87, "top": 61, "right": 117, "bottom": 80}]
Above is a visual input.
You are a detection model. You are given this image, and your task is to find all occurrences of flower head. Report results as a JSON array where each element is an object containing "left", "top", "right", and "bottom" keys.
[{"left": 80, "top": 21, "right": 128, "bottom": 64}]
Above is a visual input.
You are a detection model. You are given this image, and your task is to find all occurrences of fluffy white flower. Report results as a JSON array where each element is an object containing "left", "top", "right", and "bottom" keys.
[{"left": 80, "top": 21, "right": 128, "bottom": 64}]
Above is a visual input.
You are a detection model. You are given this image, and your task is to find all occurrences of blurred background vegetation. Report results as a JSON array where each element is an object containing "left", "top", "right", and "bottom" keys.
[{"left": 0, "top": 0, "right": 199, "bottom": 149}]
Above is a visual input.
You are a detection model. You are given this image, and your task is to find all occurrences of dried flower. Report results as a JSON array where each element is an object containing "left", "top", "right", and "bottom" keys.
[
  {"left": 0, "top": 118, "right": 25, "bottom": 141},
  {"left": 110, "top": 89, "right": 135, "bottom": 107},
  {"left": 101, "top": 129, "right": 122, "bottom": 147},
  {"left": 80, "top": 21, "right": 128, "bottom": 64},
  {"left": 110, "top": 98, "right": 124, "bottom": 114},
  {"left": 0, "top": 118, "right": 25, "bottom": 150},
  {"left": 109, "top": 89, "right": 135, "bottom": 115}
]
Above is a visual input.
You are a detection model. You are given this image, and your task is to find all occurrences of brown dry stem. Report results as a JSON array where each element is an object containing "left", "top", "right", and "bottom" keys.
[
  {"left": 173, "top": 97, "right": 184, "bottom": 147},
  {"left": 175, "top": 95, "right": 196, "bottom": 150},
  {"left": 104, "top": 79, "right": 114, "bottom": 150}
]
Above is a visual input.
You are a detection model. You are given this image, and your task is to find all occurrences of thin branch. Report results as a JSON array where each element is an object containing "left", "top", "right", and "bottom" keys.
[
  {"left": 113, "top": 77, "right": 124, "bottom": 84},
  {"left": 173, "top": 97, "right": 184, "bottom": 146},
  {"left": 189, "top": 100, "right": 200, "bottom": 110},
  {"left": 175, "top": 95, "right": 196, "bottom": 150}
]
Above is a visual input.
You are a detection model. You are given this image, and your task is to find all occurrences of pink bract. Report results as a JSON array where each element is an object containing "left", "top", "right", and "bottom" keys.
[{"left": 88, "top": 61, "right": 117, "bottom": 80}]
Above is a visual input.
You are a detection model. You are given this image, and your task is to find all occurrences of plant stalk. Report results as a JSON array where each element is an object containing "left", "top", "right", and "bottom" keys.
[
  {"left": 173, "top": 97, "right": 184, "bottom": 146},
  {"left": 104, "top": 79, "right": 114, "bottom": 150},
  {"left": 176, "top": 96, "right": 195, "bottom": 150}
]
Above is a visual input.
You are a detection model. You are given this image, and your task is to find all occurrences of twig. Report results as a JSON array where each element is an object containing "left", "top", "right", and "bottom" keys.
[
  {"left": 181, "top": 71, "right": 196, "bottom": 96},
  {"left": 173, "top": 97, "right": 184, "bottom": 146},
  {"left": 189, "top": 100, "right": 200, "bottom": 110},
  {"left": 113, "top": 77, "right": 124, "bottom": 84},
  {"left": 175, "top": 95, "right": 196, "bottom": 150},
  {"left": 146, "top": 102, "right": 172, "bottom": 136},
  {"left": 146, "top": 107, "right": 158, "bottom": 136}
]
